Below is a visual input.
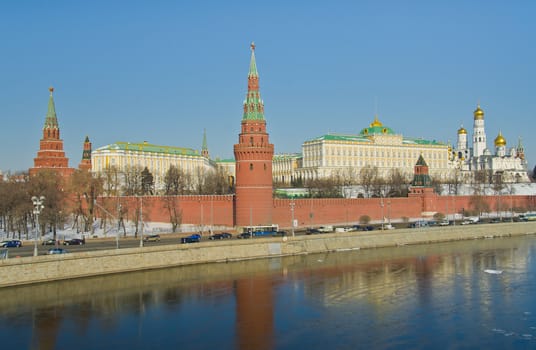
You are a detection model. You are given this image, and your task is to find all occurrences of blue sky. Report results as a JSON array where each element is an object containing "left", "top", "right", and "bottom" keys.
[{"left": 1, "top": 0, "right": 535, "bottom": 172}]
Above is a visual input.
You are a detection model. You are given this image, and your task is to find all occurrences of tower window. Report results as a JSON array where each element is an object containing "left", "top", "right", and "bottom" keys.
[{"left": 249, "top": 163, "right": 253, "bottom": 170}]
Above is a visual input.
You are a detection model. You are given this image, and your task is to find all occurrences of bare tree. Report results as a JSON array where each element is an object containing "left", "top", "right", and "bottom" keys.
[
  {"left": 360, "top": 165, "right": 379, "bottom": 198},
  {"left": 29, "top": 170, "right": 68, "bottom": 239},
  {"left": 69, "top": 169, "right": 104, "bottom": 234},
  {"left": 385, "top": 168, "right": 409, "bottom": 197},
  {"left": 102, "top": 165, "right": 121, "bottom": 196},
  {"left": 304, "top": 175, "right": 342, "bottom": 198},
  {"left": 0, "top": 177, "right": 31, "bottom": 239},
  {"left": 122, "top": 165, "right": 144, "bottom": 196},
  {"left": 162, "top": 196, "right": 182, "bottom": 232},
  {"left": 469, "top": 195, "right": 490, "bottom": 217}
]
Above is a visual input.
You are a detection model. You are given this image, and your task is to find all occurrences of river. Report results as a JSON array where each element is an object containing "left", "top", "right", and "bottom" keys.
[{"left": 1, "top": 235, "right": 535, "bottom": 349}]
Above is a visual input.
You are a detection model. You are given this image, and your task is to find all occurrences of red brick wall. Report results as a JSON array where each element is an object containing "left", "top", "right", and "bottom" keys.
[{"left": 96, "top": 194, "right": 536, "bottom": 230}]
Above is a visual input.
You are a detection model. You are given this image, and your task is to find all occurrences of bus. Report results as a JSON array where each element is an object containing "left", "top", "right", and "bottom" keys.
[
  {"left": 519, "top": 213, "right": 536, "bottom": 221},
  {"left": 243, "top": 224, "right": 279, "bottom": 237}
]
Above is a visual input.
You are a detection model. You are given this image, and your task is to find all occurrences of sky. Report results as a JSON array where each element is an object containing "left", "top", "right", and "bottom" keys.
[{"left": 1, "top": 0, "right": 535, "bottom": 173}]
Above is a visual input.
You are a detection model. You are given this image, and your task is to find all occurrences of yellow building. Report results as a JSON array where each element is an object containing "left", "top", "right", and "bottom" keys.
[
  {"left": 92, "top": 141, "right": 214, "bottom": 192},
  {"left": 273, "top": 116, "right": 453, "bottom": 185}
]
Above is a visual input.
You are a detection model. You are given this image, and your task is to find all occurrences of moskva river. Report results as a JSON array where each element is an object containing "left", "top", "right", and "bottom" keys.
[{"left": 1, "top": 235, "right": 536, "bottom": 349}]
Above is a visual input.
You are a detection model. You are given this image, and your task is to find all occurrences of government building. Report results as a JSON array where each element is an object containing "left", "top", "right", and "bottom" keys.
[{"left": 273, "top": 115, "right": 451, "bottom": 186}]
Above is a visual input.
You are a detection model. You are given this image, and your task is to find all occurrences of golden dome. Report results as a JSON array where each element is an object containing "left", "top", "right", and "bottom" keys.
[
  {"left": 473, "top": 105, "right": 484, "bottom": 120},
  {"left": 457, "top": 126, "right": 467, "bottom": 134},
  {"left": 494, "top": 131, "right": 506, "bottom": 147},
  {"left": 370, "top": 115, "right": 383, "bottom": 127}
]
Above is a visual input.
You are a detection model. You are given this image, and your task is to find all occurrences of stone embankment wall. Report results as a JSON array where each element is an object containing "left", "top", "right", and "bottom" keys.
[{"left": 1, "top": 222, "right": 535, "bottom": 288}]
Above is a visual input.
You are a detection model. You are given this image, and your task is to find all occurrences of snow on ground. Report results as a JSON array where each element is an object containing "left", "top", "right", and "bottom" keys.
[
  {"left": 439, "top": 182, "right": 536, "bottom": 196},
  {"left": 1, "top": 219, "right": 234, "bottom": 242}
]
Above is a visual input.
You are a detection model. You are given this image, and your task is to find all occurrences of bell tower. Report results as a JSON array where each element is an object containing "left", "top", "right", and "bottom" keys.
[{"left": 233, "top": 43, "right": 274, "bottom": 227}]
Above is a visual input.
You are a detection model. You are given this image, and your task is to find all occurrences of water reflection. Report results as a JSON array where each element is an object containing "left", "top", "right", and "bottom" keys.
[{"left": 0, "top": 235, "right": 534, "bottom": 349}]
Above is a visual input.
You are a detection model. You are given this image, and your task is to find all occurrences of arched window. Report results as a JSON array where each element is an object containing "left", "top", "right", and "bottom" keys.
[{"left": 250, "top": 163, "right": 253, "bottom": 170}]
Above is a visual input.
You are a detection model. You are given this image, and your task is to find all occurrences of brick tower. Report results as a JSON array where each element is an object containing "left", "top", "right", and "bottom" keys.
[
  {"left": 29, "top": 87, "right": 74, "bottom": 177},
  {"left": 78, "top": 136, "right": 92, "bottom": 171},
  {"left": 233, "top": 43, "right": 275, "bottom": 227},
  {"left": 201, "top": 128, "right": 209, "bottom": 158},
  {"left": 409, "top": 155, "right": 437, "bottom": 213}
]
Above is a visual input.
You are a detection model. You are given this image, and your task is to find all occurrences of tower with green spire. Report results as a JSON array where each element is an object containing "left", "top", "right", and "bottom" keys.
[
  {"left": 29, "top": 87, "right": 74, "bottom": 177},
  {"left": 79, "top": 136, "right": 92, "bottom": 171},
  {"left": 201, "top": 128, "right": 209, "bottom": 158},
  {"left": 233, "top": 43, "right": 275, "bottom": 227}
]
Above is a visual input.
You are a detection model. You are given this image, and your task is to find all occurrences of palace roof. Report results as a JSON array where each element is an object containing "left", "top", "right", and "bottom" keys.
[{"left": 94, "top": 141, "right": 200, "bottom": 156}]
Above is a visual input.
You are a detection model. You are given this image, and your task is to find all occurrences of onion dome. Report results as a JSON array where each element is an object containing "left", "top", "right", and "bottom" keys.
[
  {"left": 457, "top": 125, "right": 467, "bottom": 134},
  {"left": 359, "top": 115, "right": 395, "bottom": 136},
  {"left": 473, "top": 105, "right": 484, "bottom": 120},
  {"left": 370, "top": 115, "right": 383, "bottom": 127},
  {"left": 494, "top": 131, "right": 506, "bottom": 147}
]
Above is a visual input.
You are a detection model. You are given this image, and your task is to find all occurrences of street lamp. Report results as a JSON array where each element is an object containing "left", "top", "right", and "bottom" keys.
[
  {"left": 92, "top": 198, "right": 120, "bottom": 249},
  {"left": 387, "top": 199, "right": 391, "bottom": 227},
  {"left": 290, "top": 199, "right": 296, "bottom": 237},
  {"left": 380, "top": 197, "right": 384, "bottom": 231},
  {"left": 31, "top": 196, "right": 45, "bottom": 257},
  {"left": 139, "top": 196, "right": 144, "bottom": 247}
]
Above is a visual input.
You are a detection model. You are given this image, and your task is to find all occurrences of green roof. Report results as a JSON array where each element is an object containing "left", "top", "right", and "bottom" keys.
[
  {"left": 305, "top": 133, "right": 445, "bottom": 146},
  {"left": 44, "top": 88, "right": 59, "bottom": 129},
  {"left": 95, "top": 142, "right": 199, "bottom": 156},
  {"left": 403, "top": 138, "right": 445, "bottom": 146},
  {"left": 273, "top": 153, "right": 302, "bottom": 160},
  {"left": 214, "top": 158, "right": 236, "bottom": 163},
  {"left": 415, "top": 154, "right": 428, "bottom": 166},
  {"left": 242, "top": 43, "right": 265, "bottom": 121},
  {"left": 359, "top": 125, "right": 395, "bottom": 136},
  {"left": 307, "top": 134, "right": 372, "bottom": 143}
]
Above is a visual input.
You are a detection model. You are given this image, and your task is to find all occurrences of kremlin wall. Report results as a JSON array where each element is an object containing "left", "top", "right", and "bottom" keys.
[
  {"left": 96, "top": 193, "right": 535, "bottom": 232},
  {"left": 28, "top": 44, "right": 535, "bottom": 233}
]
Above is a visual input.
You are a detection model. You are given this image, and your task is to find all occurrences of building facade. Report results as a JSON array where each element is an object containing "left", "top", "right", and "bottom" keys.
[
  {"left": 91, "top": 141, "right": 215, "bottom": 193},
  {"left": 273, "top": 115, "right": 452, "bottom": 186}
]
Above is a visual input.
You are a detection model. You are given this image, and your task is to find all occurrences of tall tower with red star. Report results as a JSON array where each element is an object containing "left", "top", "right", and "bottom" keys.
[
  {"left": 29, "top": 87, "right": 74, "bottom": 177},
  {"left": 233, "top": 43, "right": 274, "bottom": 227}
]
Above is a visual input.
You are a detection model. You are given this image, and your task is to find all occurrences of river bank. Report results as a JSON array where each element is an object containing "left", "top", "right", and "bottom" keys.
[{"left": 1, "top": 222, "right": 535, "bottom": 288}]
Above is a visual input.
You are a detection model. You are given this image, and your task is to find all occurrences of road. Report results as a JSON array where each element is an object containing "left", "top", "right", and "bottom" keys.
[{"left": 3, "top": 235, "right": 191, "bottom": 258}]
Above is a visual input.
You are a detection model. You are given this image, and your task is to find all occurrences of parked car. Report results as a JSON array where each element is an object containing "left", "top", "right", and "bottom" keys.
[
  {"left": 47, "top": 248, "right": 68, "bottom": 255},
  {"left": 181, "top": 234, "right": 201, "bottom": 244},
  {"left": 306, "top": 228, "right": 321, "bottom": 235},
  {"left": 237, "top": 232, "right": 252, "bottom": 239},
  {"left": 143, "top": 234, "right": 161, "bottom": 242},
  {"left": 209, "top": 232, "right": 233, "bottom": 240},
  {"left": 63, "top": 238, "right": 85, "bottom": 245},
  {"left": 0, "top": 240, "right": 22, "bottom": 248},
  {"left": 42, "top": 238, "right": 58, "bottom": 245}
]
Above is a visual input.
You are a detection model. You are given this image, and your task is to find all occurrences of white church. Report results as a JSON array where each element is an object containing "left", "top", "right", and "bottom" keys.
[{"left": 451, "top": 105, "right": 529, "bottom": 183}]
